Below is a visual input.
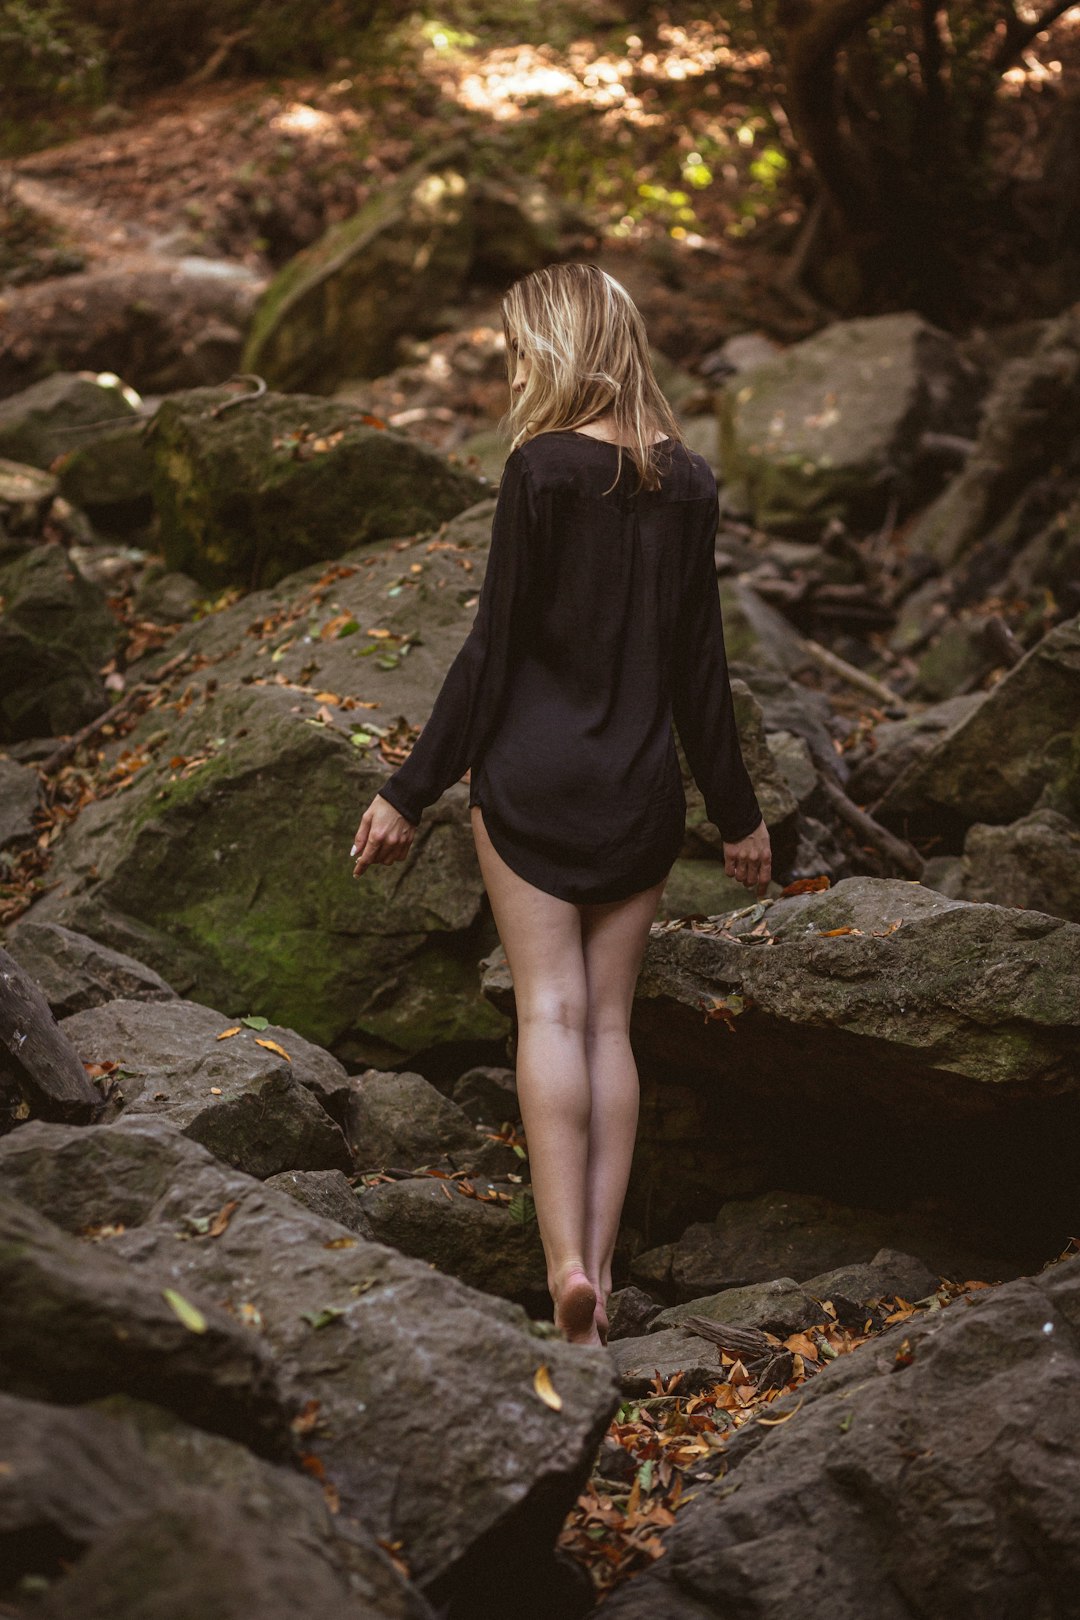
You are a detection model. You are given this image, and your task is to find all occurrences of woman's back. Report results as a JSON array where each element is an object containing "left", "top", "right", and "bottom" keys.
[{"left": 379, "top": 429, "right": 763, "bottom": 905}]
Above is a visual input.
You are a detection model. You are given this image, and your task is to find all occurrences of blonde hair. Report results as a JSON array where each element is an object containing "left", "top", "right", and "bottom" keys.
[{"left": 499, "top": 262, "right": 685, "bottom": 492}]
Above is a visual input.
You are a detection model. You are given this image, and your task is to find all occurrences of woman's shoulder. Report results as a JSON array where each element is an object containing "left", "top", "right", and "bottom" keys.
[{"left": 511, "top": 432, "right": 716, "bottom": 497}]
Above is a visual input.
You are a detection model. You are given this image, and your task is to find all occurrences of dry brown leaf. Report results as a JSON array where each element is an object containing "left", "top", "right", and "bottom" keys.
[{"left": 208, "top": 1199, "right": 239, "bottom": 1237}]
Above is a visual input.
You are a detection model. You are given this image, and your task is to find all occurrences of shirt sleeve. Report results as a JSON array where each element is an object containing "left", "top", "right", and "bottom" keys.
[
  {"left": 377, "top": 448, "right": 537, "bottom": 826},
  {"left": 670, "top": 488, "right": 764, "bottom": 844}
]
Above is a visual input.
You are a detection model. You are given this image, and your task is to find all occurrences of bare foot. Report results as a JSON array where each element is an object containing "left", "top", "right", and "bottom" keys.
[{"left": 553, "top": 1264, "right": 598, "bottom": 1344}]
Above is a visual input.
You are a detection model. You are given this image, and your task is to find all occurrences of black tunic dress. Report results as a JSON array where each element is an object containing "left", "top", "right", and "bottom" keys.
[{"left": 377, "top": 429, "right": 764, "bottom": 904}]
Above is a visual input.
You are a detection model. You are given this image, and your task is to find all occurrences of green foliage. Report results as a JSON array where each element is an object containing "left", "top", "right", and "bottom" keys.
[{"left": 0, "top": 0, "right": 106, "bottom": 150}]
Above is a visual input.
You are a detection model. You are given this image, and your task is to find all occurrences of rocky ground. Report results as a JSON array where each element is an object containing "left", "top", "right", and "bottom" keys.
[{"left": 2, "top": 116, "right": 1079, "bottom": 1620}]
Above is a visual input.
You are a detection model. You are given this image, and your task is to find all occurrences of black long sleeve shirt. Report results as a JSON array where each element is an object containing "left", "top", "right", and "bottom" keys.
[{"left": 377, "top": 430, "right": 763, "bottom": 903}]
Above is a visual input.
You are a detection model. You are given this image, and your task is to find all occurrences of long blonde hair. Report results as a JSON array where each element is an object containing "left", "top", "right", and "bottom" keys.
[{"left": 500, "top": 262, "right": 685, "bottom": 492}]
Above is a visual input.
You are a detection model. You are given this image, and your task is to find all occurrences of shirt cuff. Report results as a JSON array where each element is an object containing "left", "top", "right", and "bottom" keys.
[{"left": 377, "top": 780, "right": 423, "bottom": 827}]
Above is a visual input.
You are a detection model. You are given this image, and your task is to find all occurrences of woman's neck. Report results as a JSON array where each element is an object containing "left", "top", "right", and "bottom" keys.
[{"left": 572, "top": 414, "right": 668, "bottom": 447}]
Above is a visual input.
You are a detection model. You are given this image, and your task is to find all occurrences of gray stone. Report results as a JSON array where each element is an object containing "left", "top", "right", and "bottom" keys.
[
  {"left": 719, "top": 313, "right": 977, "bottom": 531},
  {"left": 0, "top": 754, "right": 40, "bottom": 847},
  {"left": 952, "top": 808, "right": 1080, "bottom": 923},
  {"left": 357, "top": 1174, "right": 547, "bottom": 1298},
  {"left": 346, "top": 1066, "right": 482, "bottom": 1170},
  {"left": 608, "top": 1326, "right": 727, "bottom": 1398},
  {"left": 264, "top": 1168, "right": 374, "bottom": 1238},
  {"left": 650, "top": 1276, "right": 825, "bottom": 1338},
  {"left": 0, "top": 371, "right": 136, "bottom": 470},
  {"left": 598, "top": 1253, "right": 1080, "bottom": 1620},
  {"left": 606, "top": 1285, "right": 662, "bottom": 1341},
  {"left": 451, "top": 1064, "right": 520, "bottom": 1126},
  {"left": 905, "top": 304, "right": 1080, "bottom": 570},
  {"left": 0, "top": 1117, "right": 621, "bottom": 1597},
  {"left": 0, "top": 543, "right": 116, "bottom": 742},
  {"left": 0, "top": 1195, "right": 290, "bottom": 1454},
  {"left": 0, "top": 1391, "right": 429, "bottom": 1619},
  {"left": 17, "top": 504, "right": 514, "bottom": 1069},
  {"left": 629, "top": 1189, "right": 997, "bottom": 1310},
  {"left": 58, "top": 998, "right": 353, "bottom": 1180},
  {"left": 3, "top": 920, "right": 177, "bottom": 1017},
  {"left": 242, "top": 156, "right": 476, "bottom": 393},
  {"left": 844, "top": 693, "right": 985, "bottom": 807},
  {"left": 801, "top": 1247, "right": 942, "bottom": 1318},
  {"left": 1, "top": 946, "right": 102, "bottom": 1125},
  {"left": 876, "top": 611, "right": 1080, "bottom": 828}
]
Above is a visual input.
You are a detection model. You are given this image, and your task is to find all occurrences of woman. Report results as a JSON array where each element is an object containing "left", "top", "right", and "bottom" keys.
[{"left": 350, "top": 263, "right": 772, "bottom": 1348}]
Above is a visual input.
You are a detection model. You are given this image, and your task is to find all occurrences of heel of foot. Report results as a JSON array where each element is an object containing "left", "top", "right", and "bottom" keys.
[{"left": 558, "top": 1271, "right": 597, "bottom": 1338}]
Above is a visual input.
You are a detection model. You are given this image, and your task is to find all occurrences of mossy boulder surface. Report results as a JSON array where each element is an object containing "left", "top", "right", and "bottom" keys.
[
  {"left": 718, "top": 312, "right": 973, "bottom": 531},
  {"left": 242, "top": 159, "right": 475, "bottom": 393},
  {"left": 144, "top": 385, "right": 484, "bottom": 590},
  {"left": 11, "top": 501, "right": 509, "bottom": 1068}
]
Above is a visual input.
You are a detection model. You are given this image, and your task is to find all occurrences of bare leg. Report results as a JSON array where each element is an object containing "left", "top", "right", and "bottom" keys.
[
  {"left": 470, "top": 806, "right": 600, "bottom": 1346},
  {"left": 579, "top": 878, "right": 667, "bottom": 1344}
]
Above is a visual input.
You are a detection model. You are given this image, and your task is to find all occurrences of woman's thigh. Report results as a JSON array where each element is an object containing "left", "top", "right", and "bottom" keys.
[
  {"left": 470, "top": 806, "right": 586, "bottom": 1025},
  {"left": 579, "top": 877, "right": 667, "bottom": 1033}
]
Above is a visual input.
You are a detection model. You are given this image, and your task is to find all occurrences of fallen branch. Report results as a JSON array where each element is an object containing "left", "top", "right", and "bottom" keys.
[
  {"left": 804, "top": 637, "right": 907, "bottom": 709},
  {"left": 817, "top": 774, "right": 926, "bottom": 879}
]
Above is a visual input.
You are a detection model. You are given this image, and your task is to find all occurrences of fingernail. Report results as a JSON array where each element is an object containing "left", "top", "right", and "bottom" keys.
[{"left": 349, "top": 844, "right": 357, "bottom": 857}]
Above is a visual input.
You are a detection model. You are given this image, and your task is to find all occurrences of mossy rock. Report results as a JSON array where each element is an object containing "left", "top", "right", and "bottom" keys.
[
  {"left": 143, "top": 384, "right": 484, "bottom": 590},
  {"left": 718, "top": 313, "right": 971, "bottom": 532},
  {"left": 242, "top": 156, "right": 475, "bottom": 393}
]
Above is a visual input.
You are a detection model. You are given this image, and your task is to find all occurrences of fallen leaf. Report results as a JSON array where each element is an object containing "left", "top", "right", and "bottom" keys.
[
  {"left": 163, "top": 1288, "right": 208, "bottom": 1334},
  {"left": 302, "top": 1305, "right": 347, "bottom": 1329},
  {"left": 241, "top": 1015, "right": 269, "bottom": 1030},
  {"left": 216, "top": 1026, "right": 242, "bottom": 1040},
  {"left": 756, "top": 1396, "right": 804, "bottom": 1425},
  {"left": 208, "top": 1199, "right": 239, "bottom": 1237},
  {"left": 254, "top": 1038, "right": 291, "bottom": 1062},
  {"left": 533, "top": 1364, "right": 563, "bottom": 1410}
]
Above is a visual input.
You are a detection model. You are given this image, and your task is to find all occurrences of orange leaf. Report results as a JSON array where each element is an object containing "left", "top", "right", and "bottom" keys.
[
  {"left": 254, "top": 1038, "right": 291, "bottom": 1062},
  {"left": 216, "top": 1026, "right": 242, "bottom": 1040},
  {"left": 533, "top": 1364, "right": 563, "bottom": 1410},
  {"left": 207, "top": 1199, "right": 239, "bottom": 1237},
  {"left": 313, "top": 691, "right": 340, "bottom": 704}
]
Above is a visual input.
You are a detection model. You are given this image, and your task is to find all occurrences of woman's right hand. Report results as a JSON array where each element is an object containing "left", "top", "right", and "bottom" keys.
[
  {"left": 351, "top": 794, "right": 416, "bottom": 877},
  {"left": 723, "top": 818, "right": 772, "bottom": 898}
]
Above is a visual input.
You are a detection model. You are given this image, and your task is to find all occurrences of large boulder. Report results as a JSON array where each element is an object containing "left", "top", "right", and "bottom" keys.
[
  {"left": 874, "top": 610, "right": 1080, "bottom": 834},
  {"left": 16, "top": 504, "right": 511, "bottom": 1068},
  {"left": 242, "top": 156, "right": 476, "bottom": 393},
  {"left": 482, "top": 876, "right": 1080, "bottom": 1253},
  {"left": 143, "top": 384, "right": 484, "bottom": 590},
  {"left": 0, "top": 755, "right": 40, "bottom": 848},
  {"left": 357, "top": 1174, "right": 547, "bottom": 1298},
  {"left": 718, "top": 313, "right": 978, "bottom": 531},
  {"left": 597, "top": 1252, "right": 1080, "bottom": 1619},
  {"left": 946, "top": 808, "right": 1080, "bottom": 923},
  {"left": 0, "top": 543, "right": 117, "bottom": 741},
  {"left": 0, "top": 1391, "right": 430, "bottom": 1619},
  {"left": 634, "top": 1192, "right": 952, "bottom": 1302},
  {"left": 346, "top": 1066, "right": 495, "bottom": 1170},
  {"left": 58, "top": 998, "right": 353, "bottom": 1180},
  {"left": 0, "top": 371, "right": 137, "bottom": 469},
  {"left": 0, "top": 1117, "right": 621, "bottom": 1607},
  {"left": 0, "top": 1195, "right": 290, "bottom": 1454},
  {"left": 3, "top": 920, "right": 178, "bottom": 1017}
]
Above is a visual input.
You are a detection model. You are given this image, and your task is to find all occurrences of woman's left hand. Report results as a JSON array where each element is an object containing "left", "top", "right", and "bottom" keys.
[{"left": 351, "top": 794, "right": 416, "bottom": 876}]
